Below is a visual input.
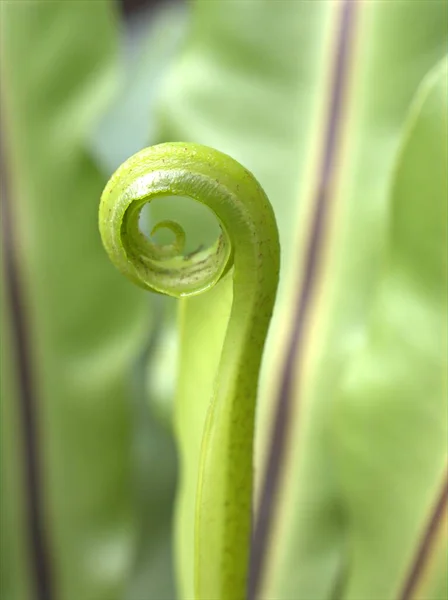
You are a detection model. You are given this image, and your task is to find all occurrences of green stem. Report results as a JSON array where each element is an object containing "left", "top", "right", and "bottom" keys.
[{"left": 99, "top": 142, "right": 280, "bottom": 600}]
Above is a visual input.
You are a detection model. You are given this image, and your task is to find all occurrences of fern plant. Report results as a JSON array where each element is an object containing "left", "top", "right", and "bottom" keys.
[{"left": 1, "top": 2, "right": 446, "bottom": 600}]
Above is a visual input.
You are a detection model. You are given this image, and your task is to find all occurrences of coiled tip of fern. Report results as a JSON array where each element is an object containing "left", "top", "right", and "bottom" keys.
[{"left": 99, "top": 143, "right": 242, "bottom": 297}]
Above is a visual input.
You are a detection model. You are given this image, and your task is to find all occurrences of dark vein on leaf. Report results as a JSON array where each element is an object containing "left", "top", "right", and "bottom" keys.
[
  {"left": 248, "top": 2, "right": 358, "bottom": 597},
  {"left": 1, "top": 134, "right": 54, "bottom": 600},
  {"left": 399, "top": 469, "right": 448, "bottom": 600}
]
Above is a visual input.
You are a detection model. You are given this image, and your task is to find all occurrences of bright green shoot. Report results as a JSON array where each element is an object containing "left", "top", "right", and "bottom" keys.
[{"left": 99, "top": 142, "right": 280, "bottom": 600}]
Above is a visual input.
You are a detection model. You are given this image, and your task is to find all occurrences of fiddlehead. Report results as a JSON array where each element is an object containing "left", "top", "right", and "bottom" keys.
[{"left": 99, "top": 142, "right": 280, "bottom": 600}]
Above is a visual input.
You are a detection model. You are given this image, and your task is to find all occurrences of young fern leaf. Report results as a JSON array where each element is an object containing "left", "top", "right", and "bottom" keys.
[{"left": 99, "top": 142, "right": 280, "bottom": 600}]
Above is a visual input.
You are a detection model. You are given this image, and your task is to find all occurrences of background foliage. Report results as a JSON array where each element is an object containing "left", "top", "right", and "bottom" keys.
[{"left": 1, "top": 1, "right": 446, "bottom": 600}]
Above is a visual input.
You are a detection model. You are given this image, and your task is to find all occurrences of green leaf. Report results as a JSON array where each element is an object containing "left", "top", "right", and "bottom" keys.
[
  {"left": 332, "top": 57, "right": 447, "bottom": 600},
  {"left": 1, "top": 3, "right": 176, "bottom": 599},
  {"left": 263, "top": 4, "right": 447, "bottom": 600},
  {"left": 0, "top": 259, "right": 33, "bottom": 600},
  {"left": 91, "top": 1, "right": 188, "bottom": 175},
  {"left": 174, "top": 277, "right": 232, "bottom": 599}
]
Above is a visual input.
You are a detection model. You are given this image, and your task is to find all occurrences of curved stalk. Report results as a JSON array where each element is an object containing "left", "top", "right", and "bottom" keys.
[{"left": 99, "top": 142, "right": 280, "bottom": 600}]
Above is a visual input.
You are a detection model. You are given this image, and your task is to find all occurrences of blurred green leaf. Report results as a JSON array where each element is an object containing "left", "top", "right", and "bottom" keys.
[
  {"left": 1, "top": 2, "right": 176, "bottom": 599},
  {"left": 174, "top": 275, "right": 233, "bottom": 599},
  {"left": 91, "top": 1, "right": 188, "bottom": 175},
  {"left": 0, "top": 259, "right": 33, "bottom": 600},
  {"left": 333, "top": 57, "right": 447, "bottom": 600},
  {"left": 264, "top": 4, "right": 447, "bottom": 600}
]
